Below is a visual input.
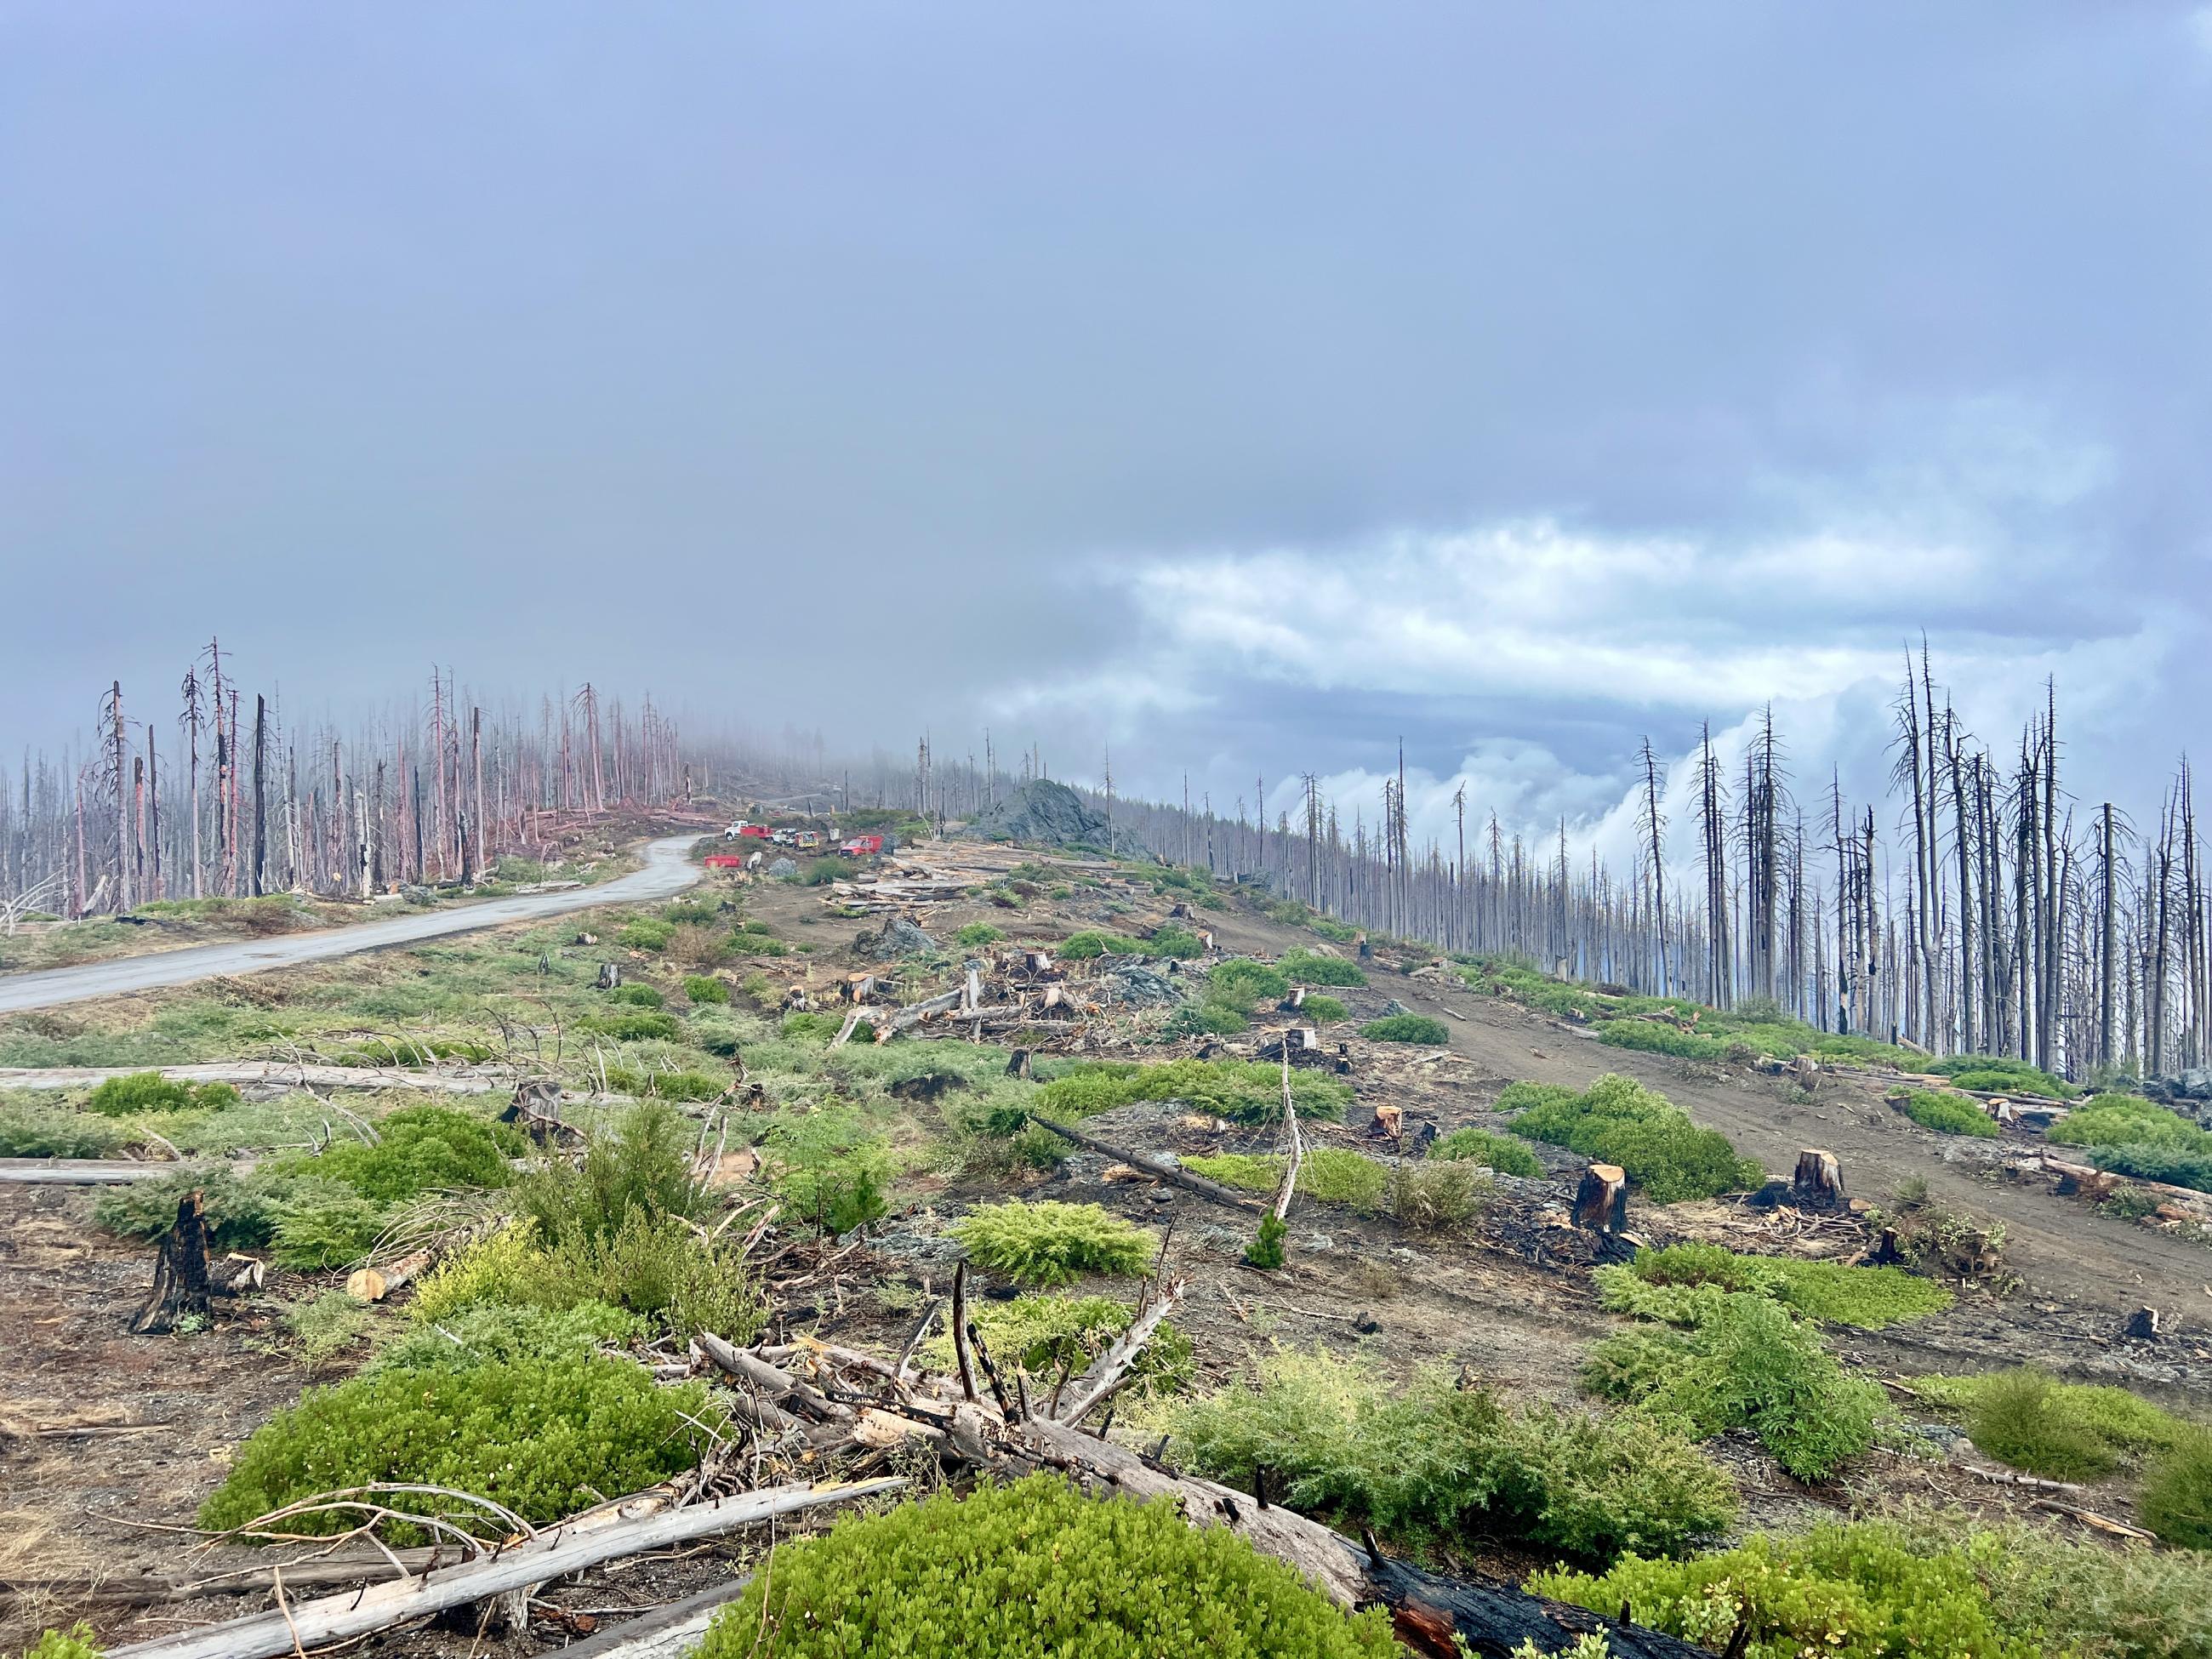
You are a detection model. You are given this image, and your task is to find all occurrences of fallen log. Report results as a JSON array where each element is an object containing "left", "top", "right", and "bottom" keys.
[
  {"left": 103, "top": 1478, "right": 905, "bottom": 1659},
  {"left": 1030, "top": 1115, "right": 1261, "bottom": 1211},
  {"left": 0, "top": 1062, "right": 508, "bottom": 1095},
  {"left": 0, "top": 1157, "right": 197, "bottom": 1185}
]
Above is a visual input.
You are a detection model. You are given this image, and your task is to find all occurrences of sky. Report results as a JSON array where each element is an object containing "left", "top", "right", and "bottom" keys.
[{"left": 3, "top": 3, "right": 2209, "bottom": 865}]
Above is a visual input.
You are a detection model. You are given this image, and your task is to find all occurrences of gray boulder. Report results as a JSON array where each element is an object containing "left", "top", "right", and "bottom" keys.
[
  {"left": 767, "top": 856, "right": 800, "bottom": 878},
  {"left": 959, "top": 778, "right": 1109, "bottom": 847},
  {"left": 857, "top": 915, "right": 938, "bottom": 959}
]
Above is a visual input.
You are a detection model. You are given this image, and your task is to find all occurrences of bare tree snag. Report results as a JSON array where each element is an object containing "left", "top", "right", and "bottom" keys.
[
  {"left": 130, "top": 1191, "right": 213, "bottom": 1335},
  {"left": 1792, "top": 1149, "right": 1848, "bottom": 1213},
  {"left": 1572, "top": 1164, "right": 1628, "bottom": 1235}
]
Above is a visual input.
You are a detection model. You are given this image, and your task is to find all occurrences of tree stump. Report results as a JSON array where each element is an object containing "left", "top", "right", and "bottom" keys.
[
  {"left": 1792, "top": 1149, "right": 1848, "bottom": 1214},
  {"left": 1368, "top": 1103, "right": 1405, "bottom": 1140},
  {"left": 595, "top": 961, "right": 622, "bottom": 990},
  {"left": 2125, "top": 1307, "right": 2161, "bottom": 1342},
  {"left": 1005, "top": 1047, "right": 1034, "bottom": 1080},
  {"left": 1574, "top": 1164, "right": 1628, "bottom": 1235},
  {"left": 130, "top": 1190, "right": 213, "bottom": 1335}
]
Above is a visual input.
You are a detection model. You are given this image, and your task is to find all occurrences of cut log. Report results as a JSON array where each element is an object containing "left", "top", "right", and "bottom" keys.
[
  {"left": 345, "top": 1247, "right": 432, "bottom": 1303},
  {"left": 1031, "top": 1116, "right": 1261, "bottom": 1211},
  {"left": 0, "top": 1063, "right": 507, "bottom": 1096},
  {"left": 1791, "top": 1149, "right": 1848, "bottom": 1214},
  {"left": 1572, "top": 1164, "right": 1628, "bottom": 1235},
  {"left": 1, "top": 1158, "right": 194, "bottom": 1185},
  {"left": 102, "top": 1479, "right": 905, "bottom": 1659}
]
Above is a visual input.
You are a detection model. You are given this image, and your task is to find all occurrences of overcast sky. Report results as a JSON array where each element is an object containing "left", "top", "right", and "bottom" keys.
[{"left": 4, "top": 4, "right": 2208, "bottom": 858}]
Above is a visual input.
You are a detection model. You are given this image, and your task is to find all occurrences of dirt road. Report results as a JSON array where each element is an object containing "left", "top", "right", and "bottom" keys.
[{"left": 0, "top": 835, "right": 702, "bottom": 1016}]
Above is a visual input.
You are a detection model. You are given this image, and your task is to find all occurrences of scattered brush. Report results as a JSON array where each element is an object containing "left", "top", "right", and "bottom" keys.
[{"left": 951, "top": 1200, "right": 1157, "bottom": 1287}]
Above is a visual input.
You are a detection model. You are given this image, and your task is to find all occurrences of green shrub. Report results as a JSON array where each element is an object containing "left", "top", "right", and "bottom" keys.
[
  {"left": 616, "top": 917, "right": 676, "bottom": 951},
  {"left": 1032, "top": 1058, "right": 1352, "bottom": 1126},
  {"left": 953, "top": 1200, "right": 1156, "bottom": 1287},
  {"left": 0, "top": 1096, "right": 126, "bottom": 1158},
  {"left": 921, "top": 1293, "right": 1192, "bottom": 1397},
  {"left": 1587, "top": 1290, "right": 1882, "bottom": 1479},
  {"left": 765, "top": 1107, "right": 892, "bottom": 1235},
  {"left": 1209, "top": 959, "right": 1291, "bottom": 1008},
  {"left": 695, "top": 1474, "right": 1398, "bottom": 1658},
  {"left": 1059, "top": 930, "right": 1148, "bottom": 960},
  {"left": 1927, "top": 1054, "right": 2077, "bottom": 1097},
  {"left": 375, "top": 1300, "right": 640, "bottom": 1374},
  {"left": 1594, "top": 1020, "right": 1731, "bottom": 1063},
  {"left": 84, "top": 1071, "right": 241, "bottom": 1116},
  {"left": 1246, "top": 1211, "right": 1287, "bottom": 1268},
  {"left": 1301, "top": 995, "right": 1348, "bottom": 1023},
  {"left": 1531, "top": 1524, "right": 2037, "bottom": 1659},
  {"left": 411, "top": 1223, "right": 579, "bottom": 1323},
  {"left": 2052, "top": 1094, "right": 2210, "bottom": 1153},
  {"left": 289, "top": 1104, "right": 522, "bottom": 1204},
  {"left": 1431, "top": 1127, "right": 1543, "bottom": 1177},
  {"left": 662, "top": 899, "right": 719, "bottom": 925},
  {"left": 1166, "top": 1348, "right": 1736, "bottom": 1560},
  {"left": 200, "top": 1351, "right": 721, "bottom": 1542},
  {"left": 781, "top": 1011, "right": 872, "bottom": 1043},
  {"left": 1280, "top": 949, "right": 1366, "bottom": 987},
  {"left": 604, "top": 1065, "right": 728, "bottom": 1101},
  {"left": 1308, "top": 917, "right": 1358, "bottom": 944},
  {"left": 1912, "top": 1368, "right": 2196, "bottom": 1480},
  {"left": 1384, "top": 1157, "right": 1491, "bottom": 1233},
  {"left": 1899, "top": 1090, "right": 2000, "bottom": 1137},
  {"left": 285, "top": 1290, "right": 373, "bottom": 1366},
  {"left": 2141, "top": 1429, "right": 2212, "bottom": 1550},
  {"left": 739, "top": 918, "right": 775, "bottom": 936},
  {"left": 603, "top": 982, "right": 665, "bottom": 1008},
  {"left": 516, "top": 1100, "right": 698, "bottom": 1247},
  {"left": 94, "top": 1165, "right": 288, "bottom": 1251},
  {"left": 954, "top": 921, "right": 1006, "bottom": 948},
  {"left": 22, "top": 1626, "right": 101, "bottom": 1659},
  {"left": 1360, "top": 1013, "right": 1450, "bottom": 1045},
  {"left": 1162, "top": 1000, "right": 1250, "bottom": 1037},
  {"left": 798, "top": 857, "right": 850, "bottom": 886},
  {"left": 2093, "top": 1143, "right": 2212, "bottom": 1192},
  {"left": 1597, "top": 1243, "right": 1952, "bottom": 1330},
  {"left": 1511, "top": 1075, "right": 1763, "bottom": 1203},
  {"left": 681, "top": 975, "right": 728, "bottom": 1005},
  {"left": 583, "top": 1009, "right": 682, "bottom": 1042},
  {"left": 270, "top": 1180, "right": 391, "bottom": 1268}
]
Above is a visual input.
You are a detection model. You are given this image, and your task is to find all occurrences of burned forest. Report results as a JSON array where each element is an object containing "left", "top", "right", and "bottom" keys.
[{"left": 2, "top": 641, "right": 2209, "bottom": 1659}]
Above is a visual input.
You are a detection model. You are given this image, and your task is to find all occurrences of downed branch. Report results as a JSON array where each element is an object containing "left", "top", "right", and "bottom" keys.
[
  {"left": 1031, "top": 1115, "right": 1261, "bottom": 1212},
  {"left": 104, "top": 1477, "right": 906, "bottom": 1659}
]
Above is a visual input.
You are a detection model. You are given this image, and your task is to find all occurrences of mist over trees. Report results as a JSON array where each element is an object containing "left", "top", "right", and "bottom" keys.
[{"left": 8, "top": 641, "right": 2207, "bottom": 1083}]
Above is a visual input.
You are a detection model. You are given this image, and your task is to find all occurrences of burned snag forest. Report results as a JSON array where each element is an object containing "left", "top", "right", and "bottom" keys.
[{"left": 3, "top": 644, "right": 2211, "bottom": 1659}]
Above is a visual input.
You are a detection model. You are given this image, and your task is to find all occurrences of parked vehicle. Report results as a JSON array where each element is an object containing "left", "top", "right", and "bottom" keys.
[
  {"left": 795, "top": 830, "right": 824, "bottom": 851},
  {"left": 838, "top": 833, "right": 885, "bottom": 858}
]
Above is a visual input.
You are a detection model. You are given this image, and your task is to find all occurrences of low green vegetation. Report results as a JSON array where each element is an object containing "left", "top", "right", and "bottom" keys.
[
  {"left": 1301, "top": 994, "right": 1348, "bottom": 1023},
  {"left": 2051, "top": 1094, "right": 2212, "bottom": 1194},
  {"left": 1279, "top": 948, "right": 1365, "bottom": 987},
  {"left": 1897, "top": 1089, "right": 2001, "bottom": 1137},
  {"left": 1537, "top": 1508, "right": 2212, "bottom": 1658},
  {"left": 0, "top": 1093, "right": 128, "bottom": 1158},
  {"left": 21, "top": 1626, "right": 101, "bottom": 1659},
  {"left": 1163, "top": 1347, "right": 1736, "bottom": 1559},
  {"left": 952, "top": 1200, "right": 1157, "bottom": 1287},
  {"left": 201, "top": 1349, "right": 721, "bottom": 1543},
  {"left": 954, "top": 921, "right": 1005, "bottom": 948},
  {"left": 2141, "top": 1429, "right": 2212, "bottom": 1550},
  {"left": 1927, "top": 1052, "right": 2078, "bottom": 1098},
  {"left": 603, "top": 981, "right": 664, "bottom": 1007},
  {"left": 920, "top": 1293, "right": 1192, "bottom": 1396},
  {"left": 1060, "top": 926, "right": 1203, "bottom": 960},
  {"left": 84, "top": 1070, "right": 241, "bottom": 1116},
  {"left": 1584, "top": 1290, "right": 1884, "bottom": 1479},
  {"left": 1912, "top": 1366, "right": 2198, "bottom": 1486},
  {"left": 1505, "top": 1075, "right": 1763, "bottom": 1203},
  {"left": 681, "top": 974, "right": 728, "bottom": 1004},
  {"left": 1183, "top": 1148, "right": 1389, "bottom": 1209},
  {"left": 694, "top": 1475, "right": 1398, "bottom": 1659},
  {"left": 1209, "top": 958, "right": 1290, "bottom": 1006},
  {"left": 615, "top": 916, "right": 676, "bottom": 951},
  {"left": 1032, "top": 1058, "right": 1354, "bottom": 1125},
  {"left": 762, "top": 1103, "right": 893, "bottom": 1234},
  {"left": 1430, "top": 1126, "right": 1544, "bottom": 1177},
  {"left": 1596, "top": 1243, "right": 1952, "bottom": 1330},
  {"left": 1360, "top": 1012, "right": 1449, "bottom": 1045}
]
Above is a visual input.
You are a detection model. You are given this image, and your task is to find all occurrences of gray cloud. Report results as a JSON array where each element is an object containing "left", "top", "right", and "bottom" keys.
[{"left": 3, "top": 3, "right": 2206, "bottom": 838}]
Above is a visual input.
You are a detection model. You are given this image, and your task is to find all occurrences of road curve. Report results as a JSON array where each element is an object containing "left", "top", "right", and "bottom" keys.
[{"left": 0, "top": 835, "right": 704, "bottom": 1016}]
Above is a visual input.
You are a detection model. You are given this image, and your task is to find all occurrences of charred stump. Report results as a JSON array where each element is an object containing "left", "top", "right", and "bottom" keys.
[
  {"left": 594, "top": 961, "right": 622, "bottom": 991},
  {"left": 130, "top": 1190, "right": 213, "bottom": 1335},
  {"left": 1791, "top": 1149, "right": 1848, "bottom": 1214},
  {"left": 1573, "top": 1164, "right": 1628, "bottom": 1235}
]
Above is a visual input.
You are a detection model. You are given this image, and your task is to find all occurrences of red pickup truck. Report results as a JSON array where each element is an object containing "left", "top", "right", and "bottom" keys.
[{"left": 838, "top": 834, "right": 884, "bottom": 858}]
